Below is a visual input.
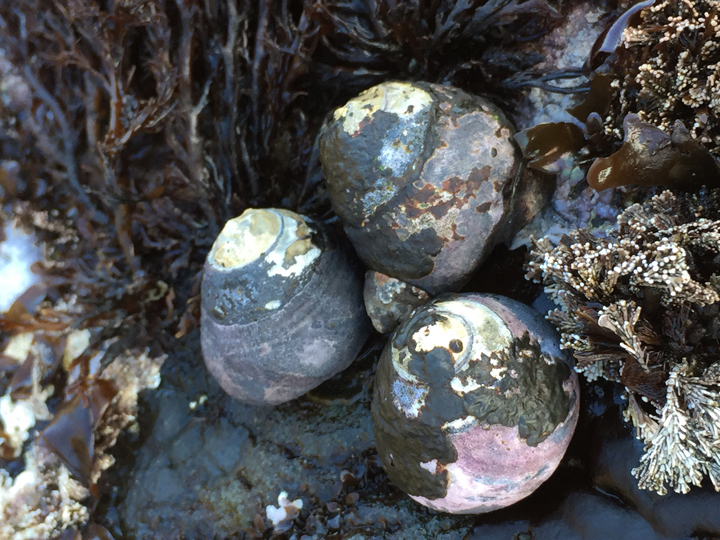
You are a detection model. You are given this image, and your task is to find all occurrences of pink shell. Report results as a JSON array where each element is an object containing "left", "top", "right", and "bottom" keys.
[{"left": 411, "top": 376, "right": 579, "bottom": 513}]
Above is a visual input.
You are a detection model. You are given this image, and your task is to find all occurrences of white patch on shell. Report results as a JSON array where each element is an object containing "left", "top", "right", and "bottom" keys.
[
  {"left": 442, "top": 415, "right": 478, "bottom": 434},
  {"left": 333, "top": 83, "right": 434, "bottom": 217},
  {"left": 392, "top": 298, "right": 514, "bottom": 386},
  {"left": 361, "top": 180, "right": 400, "bottom": 219},
  {"left": 264, "top": 212, "right": 321, "bottom": 278},
  {"left": 210, "top": 209, "right": 280, "bottom": 269},
  {"left": 208, "top": 208, "right": 321, "bottom": 278},
  {"left": 264, "top": 300, "right": 281, "bottom": 310},
  {"left": 391, "top": 347, "right": 419, "bottom": 383},
  {"left": 392, "top": 204, "right": 463, "bottom": 243},
  {"left": 376, "top": 115, "right": 427, "bottom": 179},
  {"left": 403, "top": 299, "right": 511, "bottom": 371},
  {"left": 451, "top": 376, "right": 482, "bottom": 395},
  {"left": 392, "top": 378, "right": 427, "bottom": 418},
  {"left": 333, "top": 81, "right": 433, "bottom": 136},
  {"left": 490, "top": 366, "right": 507, "bottom": 379},
  {"left": 412, "top": 315, "right": 469, "bottom": 355},
  {"left": 451, "top": 362, "right": 508, "bottom": 396},
  {"left": 419, "top": 459, "right": 439, "bottom": 474}
]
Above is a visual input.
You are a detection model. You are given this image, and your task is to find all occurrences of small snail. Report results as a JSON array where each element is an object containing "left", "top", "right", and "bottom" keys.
[
  {"left": 319, "top": 81, "right": 524, "bottom": 295},
  {"left": 372, "top": 293, "right": 579, "bottom": 514},
  {"left": 201, "top": 208, "right": 371, "bottom": 405},
  {"left": 363, "top": 271, "right": 430, "bottom": 334}
]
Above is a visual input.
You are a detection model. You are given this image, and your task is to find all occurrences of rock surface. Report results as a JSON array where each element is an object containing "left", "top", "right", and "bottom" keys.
[
  {"left": 468, "top": 491, "right": 670, "bottom": 540},
  {"left": 115, "top": 334, "right": 476, "bottom": 539},
  {"left": 593, "top": 429, "right": 720, "bottom": 538},
  {"left": 102, "top": 332, "right": 703, "bottom": 539}
]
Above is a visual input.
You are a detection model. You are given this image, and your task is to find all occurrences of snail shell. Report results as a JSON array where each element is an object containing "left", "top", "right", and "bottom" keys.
[
  {"left": 371, "top": 293, "right": 579, "bottom": 514},
  {"left": 319, "top": 81, "right": 523, "bottom": 295},
  {"left": 363, "top": 271, "right": 430, "bottom": 334},
  {"left": 201, "top": 208, "right": 371, "bottom": 405}
]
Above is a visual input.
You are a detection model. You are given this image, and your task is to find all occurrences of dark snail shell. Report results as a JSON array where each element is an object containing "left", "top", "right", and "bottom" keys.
[
  {"left": 319, "top": 81, "right": 523, "bottom": 295},
  {"left": 363, "top": 271, "right": 430, "bottom": 334},
  {"left": 201, "top": 208, "right": 371, "bottom": 405},
  {"left": 371, "top": 293, "right": 579, "bottom": 514}
]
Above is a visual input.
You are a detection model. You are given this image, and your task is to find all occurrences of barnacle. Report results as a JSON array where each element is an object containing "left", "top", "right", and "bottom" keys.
[
  {"left": 528, "top": 188, "right": 720, "bottom": 495},
  {"left": 604, "top": 0, "right": 720, "bottom": 152}
]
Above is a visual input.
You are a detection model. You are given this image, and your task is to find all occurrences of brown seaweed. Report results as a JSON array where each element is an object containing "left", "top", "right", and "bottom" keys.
[
  {"left": 39, "top": 379, "right": 117, "bottom": 484},
  {"left": 0, "top": 0, "right": 567, "bottom": 355},
  {"left": 587, "top": 114, "right": 720, "bottom": 191},
  {"left": 514, "top": 122, "right": 586, "bottom": 174},
  {"left": 589, "top": 0, "right": 656, "bottom": 70}
]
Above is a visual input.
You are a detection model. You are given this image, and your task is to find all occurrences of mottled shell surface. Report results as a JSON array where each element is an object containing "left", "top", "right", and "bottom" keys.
[
  {"left": 363, "top": 271, "right": 430, "bottom": 334},
  {"left": 319, "top": 81, "right": 522, "bottom": 295},
  {"left": 371, "top": 293, "right": 579, "bottom": 514},
  {"left": 201, "top": 208, "right": 371, "bottom": 405}
]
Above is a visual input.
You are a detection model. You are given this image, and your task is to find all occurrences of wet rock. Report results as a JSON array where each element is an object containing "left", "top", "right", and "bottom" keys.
[
  {"left": 511, "top": 1, "right": 610, "bottom": 131},
  {"left": 116, "top": 333, "right": 474, "bottom": 539},
  {"left": 594, "top": 432, "right": 720, "bottom": 538},
  {"left": 363, "top": 271, "right": 430, "bottom": 334},
  {"left": 507, "top": 0, "right": 627, "bottom": 248},
  {"left": 469, "top": 491, "right": 668, "bottom": 540},
  {"left": 104, "top": 269, "right": 693, "bottom": 540}
]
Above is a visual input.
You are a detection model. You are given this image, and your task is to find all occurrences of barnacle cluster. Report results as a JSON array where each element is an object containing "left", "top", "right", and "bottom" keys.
[
  {"left": 528, "top": 188, "right": 720, "bottom": 495},
  {"left": 607, "top": 0, "right": 720, "bottom": 151}
]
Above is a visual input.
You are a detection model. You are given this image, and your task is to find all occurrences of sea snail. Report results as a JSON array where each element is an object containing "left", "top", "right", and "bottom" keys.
[
  {"left": 200, "top": 208, "right": 371, "bottom": 405},
  {"left": 363, "top": 270, "right": 431, "bottom": 334},
  {"left": 319, "top": 81, "right": 524, "bottom": 296},
  {"left": 372, "top": 293, "right": 579, "bottom": 514}
]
